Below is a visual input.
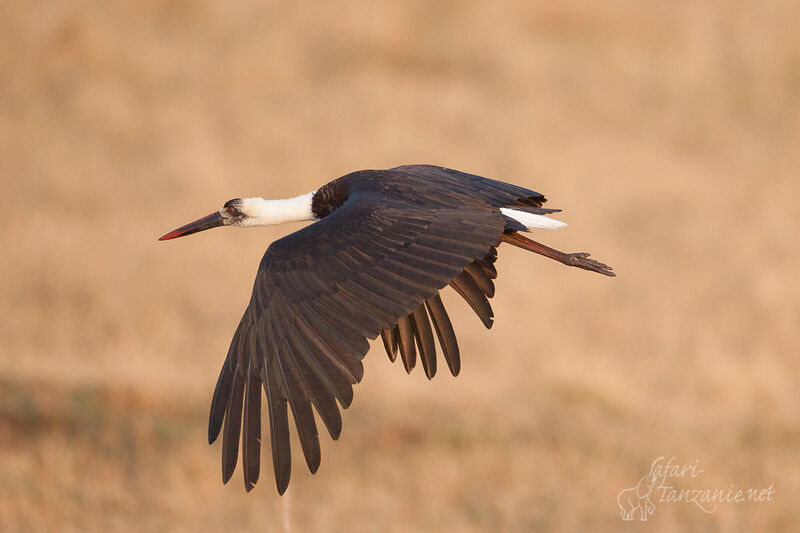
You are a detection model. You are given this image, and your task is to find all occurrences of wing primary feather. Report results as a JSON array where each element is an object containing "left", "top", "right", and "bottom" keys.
[
  {"left": 255, "top": 323, "right": 292, "bottom": 494},
  {"left": 316, "top": 292, "right": 379, "bottom": 338},
  {"left": 295, "top": 302, "right": 361, "bottom": 383},
  {"left": 396, "top": 315, "right": 417, "bottom": 373},
  {"left": 270, "top": 317, "right": 322, "bottom": 474},
  {"left": 392, "top": 325, "right": 402, "bottom": 364},
  {"left": 287, "top": 335, "right": 342, "bottom": 440},
  {"left": 367, "top": 231, "right": 474, "bottom": 265},
  {"left": 449, "top": 271, "right": 494, "bottom": 329},
  {"left": 242, "top": 362, "right": 262, "bottom": 492},
  {"left": 307, "top": 292, "right": 367, "bottom": 340},
  {"left": 340, "top": 279, "right": 408, "bottom": 320},
  {"left": 356, "top": 271, "right": 420, "bottom": 309},
  {"left": 221, "top": 366, "right": 245, "bottom": 484},
  {"left": 479, "top": 260, "right": 498, "bottom": 279},
  {"left": 389, "top": 249, "right": 463, "bottom": 278},
  {"left": 302, "top": 301, "right": 365, "bottom": 382},
  {"left": 378, "top": 258, "right": 449, "bottom": 291},
  {"left": 312, "top": 296, "right": 372, "bottom": 354},
  {"left": 273, "top": 300, "right": 343, "bottom": 441},
  {"left": 381, "top": 328, "right": 398, "bottom": 362},
  {"left": 413, "top": 233, "right": 493, "bottom": 257},
  {"left": 464, "top": 262, "right": 495, "bottom": 298},
  {"left": 209, "top": 319, "right": 248, "bottom": 444},
  {"left": 260, "top": 355, "right": 291, "bottom": 495},
  {"left": 371, "top": 264, "right": 441, "bottom": 297},
  {"left": 425, "top": 294, "right": 461, "bottom": 376},
  {"left": 209, "top": 356, "right": 235, "bottom": 445},
  {"left": 476, "top": 247, "right": 498, "bottom": 279},
  {"left": 334, "top": 284, "right": 397, "bottom": 330},
  {"left": 410, "top": 304, "right": 437, "bottom": 379},
  {"left": 291, "top": 316, "right": 355, "bottom": 407},
  {"left": 276, "top": 301, "right": 347, "bottom": 403},
  {"left": 292, "top": 313, "right": 355, "bottom": 406}
]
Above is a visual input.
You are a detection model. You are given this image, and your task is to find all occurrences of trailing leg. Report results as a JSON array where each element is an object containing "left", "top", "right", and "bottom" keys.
[{"left": 501, "top": 232, "right": 615, "bottom": 277}]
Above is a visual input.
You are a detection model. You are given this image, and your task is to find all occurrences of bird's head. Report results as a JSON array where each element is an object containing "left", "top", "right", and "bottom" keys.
[
  {"left": 219, "top": 198, "right": 256, "bottom": 227},
  {"left": 158, "top": 198, "right": 256, "bottom": 240},
  {"left": 159, "top": 194, "right": 315, "bottom": 241}
]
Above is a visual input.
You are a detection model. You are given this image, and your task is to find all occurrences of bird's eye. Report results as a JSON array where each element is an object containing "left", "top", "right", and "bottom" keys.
[{"left": 226, "top": 207, "right": 236, "bottom": 216}]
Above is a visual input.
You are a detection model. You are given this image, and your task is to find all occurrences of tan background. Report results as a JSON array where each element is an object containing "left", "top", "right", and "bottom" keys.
[{"left": 1, "top": 1, "right": 798, "bottom": 531}]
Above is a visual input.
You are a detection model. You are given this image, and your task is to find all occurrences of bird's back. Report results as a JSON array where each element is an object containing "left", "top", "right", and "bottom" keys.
[{"left": 310, "top": 164, "right": 549, "bottom": 221}]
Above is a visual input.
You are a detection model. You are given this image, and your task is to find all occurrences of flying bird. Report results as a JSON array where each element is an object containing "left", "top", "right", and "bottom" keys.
[{"left": 159, "top": 164, "right": 614, "bottom": 494}]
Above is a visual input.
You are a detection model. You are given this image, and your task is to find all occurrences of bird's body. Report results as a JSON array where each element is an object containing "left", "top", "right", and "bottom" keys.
[{"left": 160, "top": 164, "right": 613, "bottom": 494}]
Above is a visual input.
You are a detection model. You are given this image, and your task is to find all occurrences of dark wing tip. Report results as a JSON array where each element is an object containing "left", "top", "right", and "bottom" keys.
[
  {"left": 222, "top": 464, "right": 234, "bottom": 485},
  {"left": 208, "top": 362, "right": 235, "bottom": 445},
  {"left": 396, "top": 316, "right": 417, "bottom": 373},
  {"left": 307, "top": 448, "right": 322, "bottom": 474},
  {"left": 449, "top": 272, "right": 494, "bottom": 330},
  {"left": 277, "top": 476, "right": 290, "bottom": 495}
]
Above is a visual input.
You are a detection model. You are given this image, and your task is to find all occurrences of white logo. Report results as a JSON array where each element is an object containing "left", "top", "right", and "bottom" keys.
[
  {"left": 618, "top": 457, "right": 775, "bottom": 521},
  {"left": 618, "top": 472, "right": 658, "bottom": 521}
]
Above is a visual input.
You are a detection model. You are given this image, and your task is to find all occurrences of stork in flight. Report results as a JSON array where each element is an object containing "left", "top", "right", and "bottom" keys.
[{"left": 160, "top": 164, "right": 614, "bottom": 494}]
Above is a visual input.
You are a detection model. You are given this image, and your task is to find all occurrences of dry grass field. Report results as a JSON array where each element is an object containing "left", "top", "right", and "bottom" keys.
[{"left": 2, "top": 1, "right": 799, "bottom": 531}]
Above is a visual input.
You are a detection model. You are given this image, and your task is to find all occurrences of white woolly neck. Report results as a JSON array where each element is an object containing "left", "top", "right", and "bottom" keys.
[{"left": 236, "top": 192, "right": 316, "bottom": 227}]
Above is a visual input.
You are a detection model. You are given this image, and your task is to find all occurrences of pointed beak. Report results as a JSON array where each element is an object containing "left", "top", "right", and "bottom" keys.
[{"left": 159, "top": 211, "right": 225, "bottom": 241}]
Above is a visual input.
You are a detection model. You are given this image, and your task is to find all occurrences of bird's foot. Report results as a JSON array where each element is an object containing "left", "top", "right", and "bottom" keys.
[{"left": 565, "top": 253, "right": 616, "bottom": 277}]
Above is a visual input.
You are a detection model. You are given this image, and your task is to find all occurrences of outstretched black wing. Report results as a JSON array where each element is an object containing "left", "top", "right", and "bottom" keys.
[
  {"left": 208, "top": 189, "right": 515, "bottom": 494},
  {"left": 207, "top": 165, "right": 558, "bottom": 494}
]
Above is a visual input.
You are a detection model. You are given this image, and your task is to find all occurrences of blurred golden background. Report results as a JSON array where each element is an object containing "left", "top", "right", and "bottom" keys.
[{"left": 2, "top": 1, "right": 798, "bottom": 531}]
